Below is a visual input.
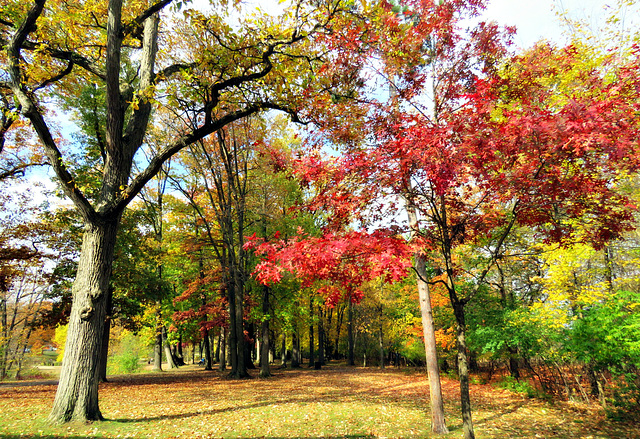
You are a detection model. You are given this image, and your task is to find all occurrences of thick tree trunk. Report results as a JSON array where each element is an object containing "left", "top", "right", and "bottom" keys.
[
  {"left": 162, "top": 326, "right": 176, "bottom": 369},
  {"left": 291, "top": 331, "right": 300, "bottom": 368},
  {"left": 48, "top": 220, "right": 118, "bottom": 423},
  {"left": 98, "top": 291, "right": 112, "bottom": 382},
  {"left": 281, "top": 334, "right": 287, "bottom": 368},
  {"left": 453, "top": 300, "right": 475, "bottom": 439}
]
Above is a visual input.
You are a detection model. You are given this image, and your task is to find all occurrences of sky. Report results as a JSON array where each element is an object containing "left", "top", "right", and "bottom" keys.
[
  {"left": 481, "top": 0, "right": 601, "bottom": 47},
  {"left": 13, "top": 0, "right": 637, "bottom": 208}
]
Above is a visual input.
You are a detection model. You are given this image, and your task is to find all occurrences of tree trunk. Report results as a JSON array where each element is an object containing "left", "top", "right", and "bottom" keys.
[
  {"left": 318, "top": 305, "right": 325, "bottom": 365},
  {"left": 233, "top": 280, "right": 248, "bottom": 378},
  {"left": 227, "top": 282, "right": 238, "bottom": 375},
  {"left": 453, "top": 300, "right": 475, "bottom": 439},
  {"left": 415, "top": 255, "right": 449, "bottom": 434},
  {"left": 291, "top": 330, "right": 300, "bottom": 368},
  {"left": 309, "top": 295, "right": 315, "bottom": 368},
  {"left": 333, "top": 304, "right": 345, "bottom": 359},
  {"left": 508, "top": 346, "right": 520, "bottom": 380},
  {"left": 406, "top": 183, "right": 449, "bottom": 435},
  {"left": 153, "top": 307, "right": 163, "bottom": 371},
  {"left": 218, "top": 327, "right": 226, "bottom": 371},
  {"left": 214, "top": 328, "right": 221, "bottom": 363},
  {"left": 162, "top": 326, "right": 176, "bottom": 369},
  {"left": 98, "top": 290, "right": 113, "bottom": 382},
  {"left": 203, "top": 327, "right": 213, "bottom": 371},
  {"left": 48, "top": 220, "right": 119, "bottom": 423},
  {"left": 348, "top": 297, "right": 355, "bottom": 366},
  {"left": 260, "top": 287, "right": 271, "bottom": 377},
  {"left": 378, "top": 305, "right": 385, "bottom": 370}
]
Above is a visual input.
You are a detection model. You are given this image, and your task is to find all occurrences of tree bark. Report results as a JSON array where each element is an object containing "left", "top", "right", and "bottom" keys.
[
  {"left": 291, "top": 330, "right": 300, "bottom": 368},
  {"left": 453, "top": 300, "right": 475, "bottom": 439},
  {"left": 260, "top": 286, "right": 271, "bottom": 377},
  {"left": 203, "top": 327, "right": 213, "bottom": 371},
  {"left": 309, "top": 295, "right": 315, "bottom": 368},
  {"left": 218, "top": 327, "right": 226, "bottom": 371},
  {"left": 48, "top": 220, "right": 119, "bottom": 423},
  {"left": 348, "top": 297, "right": 355, "bottom": 366},
  {"left": 153, "top": 306, "right": 163, "bottom": 371},
  {"left": 411, "top": 242, "right": 449, "bottom": 432},
  {"left": 162, "top": 326, "right": 176, "bottom": 369},
  {"left": 378, "top": 304, "right": 385, "bottom": 370},
  {"left": 318, "top": 305, "right": 325, "bottom": 365},
  {"left": 97, "top": 290, "right": 112, "bottom": 382}
]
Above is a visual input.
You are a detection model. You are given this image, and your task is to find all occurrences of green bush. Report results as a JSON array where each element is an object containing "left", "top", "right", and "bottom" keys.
[
  {"left": 498, "top": 376, "right": 545, "bottom": 399},
  {"left": 108, "top": 331, "right": 143, "bottom": 375}
]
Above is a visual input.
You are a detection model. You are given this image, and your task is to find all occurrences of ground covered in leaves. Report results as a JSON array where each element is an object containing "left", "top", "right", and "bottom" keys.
[{"left": 0, "top": 365, "right": 637, "bottom": 438}]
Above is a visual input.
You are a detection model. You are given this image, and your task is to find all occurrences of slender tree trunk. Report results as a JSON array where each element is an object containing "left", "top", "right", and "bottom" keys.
[
  {"left": 0, "top": 297, "right": 7, "bottom": 380},
  {"left": 333, "top": 304, "right": 345, "bottom": 359},
  {"left": 453, "top": 300, "right": 475, "bottom": 439},
  {"left": 415, "top": 255, "right": 449, "bottom": 433},
  {"left": 153, "top": 307, "right": 162, "bottom": 371},
  {"left": 348, "top": 298, "right": 355, "bottom": 366},
  {"left": 318, "top": 305, "right": 325, "bottom": 365},
  {"left": 260, "top": 287, "right": 271, "bottom": 377},
  {"left": 378, "top": 305, "right": 385, "bottom": 370},
  {"left": 48, "top": 220, "right": 119, "bottom": 423},
  {"left": 309, "top": 295, "right": 315, "bottom": 368},
  {"left": 406, "top": 186, "right": 449, "bottom": 435},
  {"left": 219, "top": 327, "right": 226, "bottom": 371},
  {"left": 227, "top": 281, "right": 238, "bottom": 375},
  {"left": 233, "top": 280, "right": 247, "bottom": 377}
]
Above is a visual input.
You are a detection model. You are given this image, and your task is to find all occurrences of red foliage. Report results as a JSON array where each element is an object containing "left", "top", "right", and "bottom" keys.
[{"left": 245, "top": 229, "right": 411, "bottom": 302}]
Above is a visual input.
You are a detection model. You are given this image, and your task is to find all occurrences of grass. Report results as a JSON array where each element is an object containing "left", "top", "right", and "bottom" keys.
[{"left": 0, "top": 364, "right": 637, "bottom": 438}]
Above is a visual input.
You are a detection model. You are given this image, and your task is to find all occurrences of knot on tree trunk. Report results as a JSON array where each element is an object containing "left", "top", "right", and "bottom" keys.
[{"left": 80, "top": 306, "right": 94, "bottom": 321}]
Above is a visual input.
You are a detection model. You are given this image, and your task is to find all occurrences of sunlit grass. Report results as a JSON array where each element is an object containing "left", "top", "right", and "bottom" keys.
[{"left": 0, "top": 365, "right": 635, "bottom": 438}]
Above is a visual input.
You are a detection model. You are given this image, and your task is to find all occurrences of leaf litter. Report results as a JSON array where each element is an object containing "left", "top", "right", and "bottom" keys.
[{"left": 0, "top": 365, "right": 637, "bottom": 438}]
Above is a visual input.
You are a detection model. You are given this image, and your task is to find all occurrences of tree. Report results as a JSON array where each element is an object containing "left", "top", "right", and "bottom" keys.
[
  {"left": 297, "top": 8, "right": 640, "bottom": 439},
  {"left": 1, "top": 0, "right": 373, "bottom": 422}
]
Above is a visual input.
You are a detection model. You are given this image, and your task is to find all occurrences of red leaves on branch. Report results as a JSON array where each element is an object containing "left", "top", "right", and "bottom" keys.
[{"left": 245, "top": 229, "right": 410, "bottom": 305}]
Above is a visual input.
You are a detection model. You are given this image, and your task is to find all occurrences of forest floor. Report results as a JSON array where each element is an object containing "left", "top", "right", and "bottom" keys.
[{"left": 0, "top": 364, "right": 637, "bottom": 439}]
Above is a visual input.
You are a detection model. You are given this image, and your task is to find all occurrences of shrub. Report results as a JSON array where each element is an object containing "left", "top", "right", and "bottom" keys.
[{"left": 108, "top": 330, "right": 144, "bottom": 375}]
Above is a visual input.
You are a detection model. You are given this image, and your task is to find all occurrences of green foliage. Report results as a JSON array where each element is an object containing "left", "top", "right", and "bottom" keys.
[
  {"left": 107, "top": 330, "right": 144, "bottom": 375},
  {"left": 567, "top": 290, "right": 640, "bottom": 419},
  {"left": 497, "top": 376, "right": 547, "bottom": 399}
]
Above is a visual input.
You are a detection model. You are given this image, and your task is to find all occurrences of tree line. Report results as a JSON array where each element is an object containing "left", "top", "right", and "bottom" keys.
[{"left": 1, "top": 0, "right": 640, "bottom": 438}]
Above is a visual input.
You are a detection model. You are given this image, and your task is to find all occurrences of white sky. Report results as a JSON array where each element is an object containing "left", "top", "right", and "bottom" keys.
[{"left": 481, "top": 0, "right": 625, "bottom": 48}]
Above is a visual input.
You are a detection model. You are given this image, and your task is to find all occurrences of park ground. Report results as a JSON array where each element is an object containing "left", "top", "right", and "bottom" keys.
[{"left": 0, "top": 365, "right": 638, "bottom": 439}]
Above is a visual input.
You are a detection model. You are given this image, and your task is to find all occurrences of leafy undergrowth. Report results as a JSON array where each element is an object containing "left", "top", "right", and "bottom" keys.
[{"left": 0, "top": 365, "right": 637, "bottom": 438}]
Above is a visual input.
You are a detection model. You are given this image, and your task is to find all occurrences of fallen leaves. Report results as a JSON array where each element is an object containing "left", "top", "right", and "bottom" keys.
[{"left": 0, "top": 365, "right": 637, "bottom": 438}]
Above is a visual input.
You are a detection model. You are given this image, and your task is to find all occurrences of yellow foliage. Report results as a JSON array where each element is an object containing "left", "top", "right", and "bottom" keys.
[{"left": 53, "top": 324, "right": 68, "bottom": 363}]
